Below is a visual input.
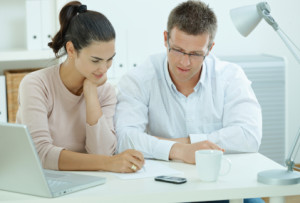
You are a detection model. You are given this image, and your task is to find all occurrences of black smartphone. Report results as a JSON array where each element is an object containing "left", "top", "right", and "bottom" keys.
[{"left": 154, "top": 176, "right": 187, "bottom": 184}]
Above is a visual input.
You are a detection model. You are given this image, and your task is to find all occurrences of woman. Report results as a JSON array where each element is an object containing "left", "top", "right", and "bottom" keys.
[{"left": 16, "top": 1, "right": 144, "bottom": 173}]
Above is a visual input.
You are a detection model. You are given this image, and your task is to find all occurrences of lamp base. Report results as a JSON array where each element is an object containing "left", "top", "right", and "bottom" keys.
[{"left": 257, "top": 169, "right": 300, "bottom": 185}]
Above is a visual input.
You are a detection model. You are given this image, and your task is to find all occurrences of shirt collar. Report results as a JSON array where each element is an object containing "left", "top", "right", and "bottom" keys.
[
  {"left": 163, "top": 56, "right": 175, "bottom": 90},
  {"left": 194, "top": 60, "right": 207, "bottom": 92}
]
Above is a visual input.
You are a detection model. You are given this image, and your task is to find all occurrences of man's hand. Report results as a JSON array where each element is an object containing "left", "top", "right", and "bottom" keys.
[{"left": 169, "top": 140, "right": 224, "bottom": 164}]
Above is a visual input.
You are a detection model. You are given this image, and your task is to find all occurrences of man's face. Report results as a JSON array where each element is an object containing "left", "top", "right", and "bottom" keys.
[{"left": 164, "top": 27, "right": 212, "bottom": 86}]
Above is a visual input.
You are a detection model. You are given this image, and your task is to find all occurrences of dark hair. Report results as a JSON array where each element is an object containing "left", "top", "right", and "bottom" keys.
[
  {"left": 48, "top": 1, "right": 115, "bottom": 58},
  {"left": 167, "top": 0, "right": 217, "bottom": 47}
]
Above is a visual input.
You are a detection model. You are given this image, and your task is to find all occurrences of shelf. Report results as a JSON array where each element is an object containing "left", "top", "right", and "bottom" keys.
[{"left": 0, "top": 49, "right": 56, "bottom": 62}]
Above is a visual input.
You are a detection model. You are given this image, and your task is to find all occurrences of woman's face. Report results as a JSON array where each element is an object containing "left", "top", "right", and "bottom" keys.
[{"left": 74, "top": 40, "right": 116, "bottom": 86}]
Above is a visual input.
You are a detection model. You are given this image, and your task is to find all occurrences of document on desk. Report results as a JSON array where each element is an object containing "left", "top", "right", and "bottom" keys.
[{"left": 109, "top": 160, "right": 184, "bottom": 180}]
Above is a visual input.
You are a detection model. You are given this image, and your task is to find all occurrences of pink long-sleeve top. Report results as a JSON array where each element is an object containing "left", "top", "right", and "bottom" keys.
[{"left": 16, "top": 64, "right": 117, "bottom": 170}]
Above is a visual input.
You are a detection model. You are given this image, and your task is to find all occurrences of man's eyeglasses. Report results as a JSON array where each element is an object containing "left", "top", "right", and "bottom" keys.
[{"left": 167, "top": 34, "right": 208, "bottom": 63}]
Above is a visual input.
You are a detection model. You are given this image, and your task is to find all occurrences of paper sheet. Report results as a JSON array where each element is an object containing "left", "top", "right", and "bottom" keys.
[{"left": 109, "top": 160, "right": 184, "bottom": 180}]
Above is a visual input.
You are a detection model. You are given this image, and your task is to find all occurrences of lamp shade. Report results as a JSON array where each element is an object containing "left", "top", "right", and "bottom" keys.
[{"left": 230, "top": 4, "right": 263, "bottom": 37}]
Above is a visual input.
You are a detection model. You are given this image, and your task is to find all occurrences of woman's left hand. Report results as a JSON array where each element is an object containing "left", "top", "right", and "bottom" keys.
[{"left": 83, "top": 79, "right": 98, "bottom": 98}]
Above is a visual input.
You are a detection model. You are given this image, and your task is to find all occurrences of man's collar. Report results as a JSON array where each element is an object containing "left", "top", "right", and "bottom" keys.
[{"left": 163, "top": 56, "right": 175, "bottom": 89}]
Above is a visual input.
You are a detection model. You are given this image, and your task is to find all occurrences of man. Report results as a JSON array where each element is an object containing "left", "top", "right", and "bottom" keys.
[{"left": 115, "top": 1, "right": 262, "bottom": 165}]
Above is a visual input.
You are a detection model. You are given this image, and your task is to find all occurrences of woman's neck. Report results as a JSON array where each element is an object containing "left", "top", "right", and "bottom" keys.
[{"left": 59, "top": 58, "right": 85, "bottom": 95}]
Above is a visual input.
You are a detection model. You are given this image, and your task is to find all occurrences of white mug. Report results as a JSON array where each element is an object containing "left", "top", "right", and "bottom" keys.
[{"left": 195, "top": 150, "right": 231, "bottom": 182}]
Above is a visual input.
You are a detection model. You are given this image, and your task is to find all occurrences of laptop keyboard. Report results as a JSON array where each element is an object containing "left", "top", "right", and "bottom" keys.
[
  {"left": 44, "top": 171, "right": 71, "bottom": 188},
  {"left": 44, "top": 171, "right": 66, "bottom": 178},
  {"left": 47, "top": 179, "right": 71, "bottom": 188}
]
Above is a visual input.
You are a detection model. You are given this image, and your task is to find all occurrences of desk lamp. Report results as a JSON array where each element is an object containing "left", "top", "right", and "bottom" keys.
[{"left": 230, "top": 2, "right": 300, "bottom": 185}]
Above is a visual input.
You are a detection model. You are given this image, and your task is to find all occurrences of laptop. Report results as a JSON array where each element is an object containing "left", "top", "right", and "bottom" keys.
[{"left": 0, "top": 122, "right": 106, "bottom": 198}]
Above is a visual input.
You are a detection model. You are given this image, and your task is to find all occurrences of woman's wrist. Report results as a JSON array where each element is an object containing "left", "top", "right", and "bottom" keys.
[{"left": 96, "top": 154, "right": 112, "bottom": 171}]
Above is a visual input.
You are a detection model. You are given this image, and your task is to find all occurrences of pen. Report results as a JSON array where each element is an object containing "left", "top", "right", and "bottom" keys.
[{"left": 128, "top": 137, "right": 146, "bottom": 172}]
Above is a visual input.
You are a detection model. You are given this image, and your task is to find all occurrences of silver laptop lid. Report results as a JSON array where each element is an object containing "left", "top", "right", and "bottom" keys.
[
  {"left": 0, "top": 122, "right": 106, "bottom": 198},
  {"left": 0, "top": 122, "right": 52, "bottom": 197}
]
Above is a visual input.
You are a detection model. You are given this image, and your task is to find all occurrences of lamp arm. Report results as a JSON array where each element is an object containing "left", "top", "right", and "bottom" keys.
[
  {"left": 258, "top": 2, "right": 300, "bottom": 170},
  {"left": 256, "top": 2, "right": 278, "bottom": 30},
  {"left": 275, "top": 28, "right": 300, "bottom": 64},
  {"left": 257, "top": 2, "right": 300, "bottom": 64},
  {"left": 285, "top": 128, "right": 300, "bottom": 172}
]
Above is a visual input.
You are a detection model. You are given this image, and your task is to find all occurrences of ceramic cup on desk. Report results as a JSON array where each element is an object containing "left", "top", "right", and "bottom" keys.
[{"left": 195, "top": 150, "right": 231, "bottom": 182}]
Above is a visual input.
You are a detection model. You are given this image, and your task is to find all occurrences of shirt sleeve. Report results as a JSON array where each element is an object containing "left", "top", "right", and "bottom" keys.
[
  {"left": 85, "top": 83, "right": 117, "bottom": 155},
  {"left": 189, "top": 66, "right": 262, "bottom": 153},
  {"left": 114, "top": 73, "right": 176, "bottom": 161},
  {"left": 16, "top": 74, "right": 64, "bottom": 170}
]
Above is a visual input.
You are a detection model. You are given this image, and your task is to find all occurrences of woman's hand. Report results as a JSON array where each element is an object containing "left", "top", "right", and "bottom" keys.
[
  {"left": 106, "top": 149, "right": 145, "bottom": 173},
  {"left": 82, "top": 79, "right": 103, "bottom": 125},
  {"left": 83, "top": 79, "right": 98, "bottom": 98}
]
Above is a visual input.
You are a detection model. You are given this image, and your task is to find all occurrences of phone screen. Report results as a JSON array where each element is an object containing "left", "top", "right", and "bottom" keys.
[{"left": 154, "top": 176, "right": 187, "bottom": 184}]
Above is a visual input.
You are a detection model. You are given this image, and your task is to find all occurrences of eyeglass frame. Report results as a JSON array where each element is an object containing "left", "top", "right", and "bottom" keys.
[{"left": 166, "top": 33, "right": 210, "bottom": 63}]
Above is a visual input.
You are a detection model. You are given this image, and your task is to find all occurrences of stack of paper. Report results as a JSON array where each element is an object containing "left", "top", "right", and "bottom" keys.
[{"left": 110, "top": 160, "right": 184, "bottom": 180}]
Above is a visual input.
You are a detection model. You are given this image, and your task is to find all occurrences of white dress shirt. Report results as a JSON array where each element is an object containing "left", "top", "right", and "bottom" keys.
[{"left": 114, "top": 53, "right": 262, "bottom": 161}]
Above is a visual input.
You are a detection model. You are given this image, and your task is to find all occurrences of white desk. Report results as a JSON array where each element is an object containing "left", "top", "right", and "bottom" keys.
[{"left": 1, "top": 153, "right": 300, "bottom": 203}]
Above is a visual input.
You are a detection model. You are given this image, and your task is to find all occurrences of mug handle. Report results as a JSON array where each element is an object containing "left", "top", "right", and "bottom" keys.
[{"left": 219, "top": 157, "right": 231, "bottom": 176}]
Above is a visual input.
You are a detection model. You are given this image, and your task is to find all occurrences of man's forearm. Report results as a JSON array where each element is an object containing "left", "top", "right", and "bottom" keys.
[{"left": 154, "top": 136, "right": 191, "bottom": 144}]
